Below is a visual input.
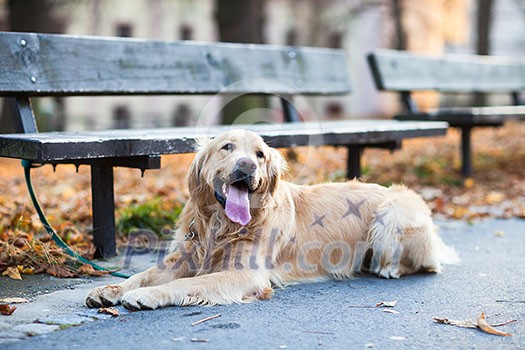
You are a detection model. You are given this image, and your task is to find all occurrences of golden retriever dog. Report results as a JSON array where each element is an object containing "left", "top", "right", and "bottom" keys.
[{"left": 86, "top": 129, "right": 459, "bottom": 310}]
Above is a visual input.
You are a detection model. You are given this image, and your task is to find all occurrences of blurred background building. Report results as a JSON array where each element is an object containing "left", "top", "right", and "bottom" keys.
[{"left": 0, "top": 0, "right": 523, "bottom": 131}]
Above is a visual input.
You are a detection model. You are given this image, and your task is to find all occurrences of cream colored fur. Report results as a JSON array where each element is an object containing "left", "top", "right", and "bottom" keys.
[{"left": 86, "top": 129, "right": 459, "bottom": 310}]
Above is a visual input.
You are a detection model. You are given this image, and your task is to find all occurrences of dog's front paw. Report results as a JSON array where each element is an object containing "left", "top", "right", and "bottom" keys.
[
  {"left": 122, "top": 288, "right": 164, "bottom": 310},
  {"left": 85, "top": 285, "right": 124, "bottom": 308},
  {"left": 372, "top": 264, "right": 400, "bottom": 279}
]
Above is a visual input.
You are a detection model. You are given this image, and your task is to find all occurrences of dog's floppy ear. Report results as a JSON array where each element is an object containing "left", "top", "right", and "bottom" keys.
[
  {"left": 187, "top": 138, "right": 211, "bottom": 195},
  {"left": 188, "top": 152, "right": 204, "bottom": 194},
  {"left": 266, "top": 147, "right": 285, "bottom": 195}
]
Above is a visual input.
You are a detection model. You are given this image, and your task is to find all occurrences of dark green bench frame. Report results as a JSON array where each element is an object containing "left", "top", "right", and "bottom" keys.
[
  {"left": 368, "top": 49, "right": 525, "bottom": 177},
  {"left": 0, "top": 32, "right": 448, "bottom": 257}
]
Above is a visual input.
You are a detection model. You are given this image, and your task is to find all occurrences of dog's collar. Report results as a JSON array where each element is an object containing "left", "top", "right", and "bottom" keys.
[{"left": 184, "top": 220, "right": 198, "bottom": 241}]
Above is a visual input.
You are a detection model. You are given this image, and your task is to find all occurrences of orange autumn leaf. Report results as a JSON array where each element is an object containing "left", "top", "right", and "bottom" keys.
[
  {"left": 78, "top": 264, "right": 109, "bottom": 276},
  {"left": 0, "top": 304, "right": 17, "bottom": 316},
  {"left": 46, "top": 265, "right": 77, "bottom": 278},
  {"left": 463, "top": 178, "right": 474, "bottom": 189},
  {"left": 98, "top": 307, "right": 119, "bottom": 317},
  {"left": 477, "top": 312, "right": 512, "bottom": 337}
]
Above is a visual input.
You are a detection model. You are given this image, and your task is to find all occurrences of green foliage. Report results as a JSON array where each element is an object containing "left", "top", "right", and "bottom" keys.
[
  {"left": 360, "top": 165, "right": 372, "bottom": 178},
  {"left": 439, "top": 175, "right": 463, "bottom": 187},
  {"left": 116, "top": 197, "right": 183, "bottom": 237},
  {"left": 412, "top": 157, "right": 463, "bottom": 186}
]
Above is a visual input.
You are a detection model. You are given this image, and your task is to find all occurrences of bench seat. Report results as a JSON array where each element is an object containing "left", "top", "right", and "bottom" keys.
[
  {"left": 396, "top": 105, "right": 525, "bottom": 126},
  {"left": 0, "top": 120, "right": 448, "bottom": 162}
]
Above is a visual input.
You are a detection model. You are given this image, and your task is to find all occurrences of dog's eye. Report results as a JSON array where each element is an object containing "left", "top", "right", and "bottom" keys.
[
  {"left": 222, "top": 143, "right": 234, "bottom": 151},
  {"left": 256, "top": 150, "right": 265, "bottom": 159}
]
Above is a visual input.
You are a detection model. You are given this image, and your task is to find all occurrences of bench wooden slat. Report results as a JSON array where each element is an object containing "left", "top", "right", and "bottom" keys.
[
  {"left": 0, "top": 32, "right": 351, "bottom": 96},
  {"left": 0, "top": 120, "right": 448, "bottom": 162},
  {"left": 396, "top": 105, "right": 525, "bottom": 126},
  {"left": 434, "top": 105, "right": 525, "bottom": 116},
  {"left": 368, "top": 49, "right": 525, "bottom": 93}
]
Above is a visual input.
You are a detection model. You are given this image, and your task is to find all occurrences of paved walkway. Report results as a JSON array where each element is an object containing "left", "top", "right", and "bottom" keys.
[{"left": 1, "top": 218, "right": 524, "bottom": 349}]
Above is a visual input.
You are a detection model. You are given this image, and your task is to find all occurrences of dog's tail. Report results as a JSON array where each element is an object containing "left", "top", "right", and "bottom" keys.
[{"left": 435, "top": 229, "right": 461, "bottom": 266}]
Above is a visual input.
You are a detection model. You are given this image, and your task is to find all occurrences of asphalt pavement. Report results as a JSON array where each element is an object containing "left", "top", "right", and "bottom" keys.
[{"left": 1, "top": 218, "right": 524, "bottom": 350}]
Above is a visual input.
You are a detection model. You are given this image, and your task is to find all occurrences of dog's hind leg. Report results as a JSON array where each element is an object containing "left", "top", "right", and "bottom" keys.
[
  {"left": 367, "top": 205, "right": 404, "bottom": 279},
  {"left": 367, "top": 186, "right": 458, "bottom": 278}
]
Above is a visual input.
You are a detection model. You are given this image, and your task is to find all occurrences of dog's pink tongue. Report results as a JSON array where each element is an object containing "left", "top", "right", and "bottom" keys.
[{"left": 225, "top": 185, "right": 251, "bottom": 226}]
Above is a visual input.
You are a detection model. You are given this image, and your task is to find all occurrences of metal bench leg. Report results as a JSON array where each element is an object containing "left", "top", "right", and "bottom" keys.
[
  {"left": 460, "top": 126, "right": 473, "bottom": 177},
  {"left": 347, "top": 146, "right": 362, "bottom": 179},
  {"left": 91, "top": 163, "right": 117, "bottom": 258}
]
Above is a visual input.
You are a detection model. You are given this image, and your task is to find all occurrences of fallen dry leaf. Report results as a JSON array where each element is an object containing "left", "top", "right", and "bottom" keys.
[
  {"left": 46, "top": 265, "right": 77, "bottom": 278},
  {"left": 477, "top": 312, "right": 512, "bottom": 337},
  {"left": 434, "top": 312, "right": 515, "bottom": 337},
  {"left": 2, "top": 266, "right": 22, "bottom": 280},
  {"left": 464, "top": 178, "right": 475, "bottom": 189},
  {"left": 485, "top": 191, "right": 505, "bottom": 204},
  {"left": 451, "top": 206, "right": 471, "bottom": 219},
  {"left": 376, "top": 300, "right": 397, "bottom": 308},
  {"left": 494, "top": 230, "right": 505, "bottom": 238},
  {"left": 79, "top": 264, "right": 110, "bottom": 276},
  {"left": 20, "top": 266, "right": 35, "bottom": 274},
  {"left": 98, "top": 307, "right": 119, "bottom": 317},
  {"left": 0, "top": 304, "right": 17, "bottom": 315},
  {"left": 0, "top": 297, "right": 29, "bottom": 304}
]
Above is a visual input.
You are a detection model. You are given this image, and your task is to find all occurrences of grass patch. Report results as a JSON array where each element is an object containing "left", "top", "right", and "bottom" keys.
[{"left": 116, "top": 197, "right": 183, "bottom": 237}]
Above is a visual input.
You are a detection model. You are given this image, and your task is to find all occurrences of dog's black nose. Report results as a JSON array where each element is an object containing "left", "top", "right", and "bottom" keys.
[{"left": 235, "top": 157, "right": 257, "bottom": 176}]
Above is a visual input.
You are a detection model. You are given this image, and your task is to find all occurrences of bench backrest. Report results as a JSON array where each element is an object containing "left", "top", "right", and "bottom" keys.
[
  {"left": 368, "top": 49, "right": 525, "bottom": 94},
  {"left": 0, "top": 32, "right": 351, "bottom": 97}
]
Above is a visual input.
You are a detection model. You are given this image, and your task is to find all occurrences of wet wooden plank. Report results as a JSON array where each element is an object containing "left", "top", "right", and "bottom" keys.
[
  {"left": 0, "top": 120, "right": 448, "bottom": 162},
  {"left": 0, "top": 32, "right": 351, "bottom": 96},
  {"left": 368, "top": 50, "right": 525, "bottom": 93}
]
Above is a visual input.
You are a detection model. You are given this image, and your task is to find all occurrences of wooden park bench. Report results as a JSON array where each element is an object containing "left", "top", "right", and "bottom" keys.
[
  {"left": 0, "top": 32, "right": 448, "bottom": 258},
  {"left": 368, "top": 49, "right": 525, "bottom": 177}
]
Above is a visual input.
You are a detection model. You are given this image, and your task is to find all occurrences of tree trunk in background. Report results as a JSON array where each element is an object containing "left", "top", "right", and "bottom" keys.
[
  {"left": 0, "top": 0, "right": 65, "bottom": 133},
  {"left": 216, "top": 0, "right": 265, "bottom": 44},
  {"left": 391, "top": 0, "right": 407, "bottom": 50},
  {"left": 215, "top": 0, "right": 268, "bottom": 125},
  {"left": 474, "top": 0, "right": 493, "bottom": 106},
  {"left": 394, "top": 0, "right": 470, "bottom": 112},
  {"left": 8, "top": 0, "right": 63, "bottom": 33},
  {"left": 476, "top": 0, "right": 493, "bottom": 56}
]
